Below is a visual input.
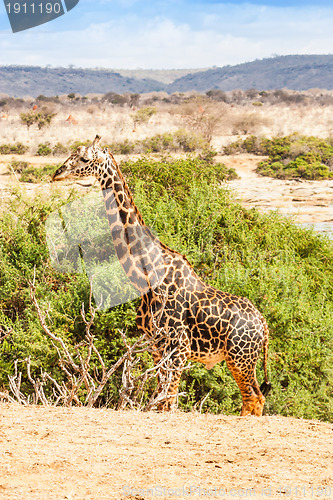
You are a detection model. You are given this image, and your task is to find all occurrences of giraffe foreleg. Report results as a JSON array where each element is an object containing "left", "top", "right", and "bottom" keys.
[
  {"left": 152, "top": 331, "right": 190, "bottom": 411},
  {"left": 156, "top": 367, "right": 183, "bottom": 411}
]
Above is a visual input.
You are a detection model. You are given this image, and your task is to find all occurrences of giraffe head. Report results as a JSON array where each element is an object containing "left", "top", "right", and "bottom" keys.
[{"left": 52, "top": 135, "right": 107, "bottom": 181}]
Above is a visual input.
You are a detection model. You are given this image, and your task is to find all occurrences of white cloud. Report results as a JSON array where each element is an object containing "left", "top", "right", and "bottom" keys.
[{"left": 0, "top": 4, "right": 333, "bottom": 68}]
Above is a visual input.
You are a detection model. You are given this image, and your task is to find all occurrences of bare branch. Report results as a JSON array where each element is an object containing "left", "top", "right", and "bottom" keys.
[
  {"left": 8, "top": 360, "right": 28, "bottom": 405},
  {"left": 6, "top": 274, "right": 191, "bottom": 411},
  {"left": 0, "top": 325, "right": 12, "bottom": 343},
  {"left": 29, "top": 272, "right": 80, "bottom": 373}
]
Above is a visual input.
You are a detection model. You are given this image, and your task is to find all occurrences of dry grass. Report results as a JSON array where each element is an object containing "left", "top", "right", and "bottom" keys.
[
  {"left": 1, "top": 96, "right": 333, "bottom": 154},
  {"left": 0, "top": 105, "right": 180, "bottom": 152}
]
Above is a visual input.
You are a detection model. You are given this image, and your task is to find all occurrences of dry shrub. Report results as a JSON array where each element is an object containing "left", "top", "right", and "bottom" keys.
[
  {"left": 177, "top": 98, "right": 228, "bottom": 143},
  {"left": 87, "top": 106, "right": 98, "bottom": 115},
  {"left": 231, "top": 111, "right": 271, "bottom": 135}
]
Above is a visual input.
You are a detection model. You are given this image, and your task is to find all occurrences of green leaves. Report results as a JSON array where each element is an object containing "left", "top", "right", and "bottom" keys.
[{"left": 121, "top": 155, "right": 237, "bottom": 201}]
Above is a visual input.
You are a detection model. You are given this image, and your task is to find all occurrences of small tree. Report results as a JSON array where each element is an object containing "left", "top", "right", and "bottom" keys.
[
  {"left": 131, "top": 106, "right": 157, "bottom": 129},
  {"left": 180, "top": 98, "right": 224, "bottom": 143},
  {"left": 36, "top": 142, "right": 52, "bottom": 156},
  {"left": 129, "top": 93, "right": 140, "bottom": 108},
  {"left": 20, "top": 109, "right": 56, "bottom": 130},
  {"left": 35, "top": 111, "right": 56, "bottom": 130},
  {"left": 20, "top": 112, "right": 36, "bottom": 130}
]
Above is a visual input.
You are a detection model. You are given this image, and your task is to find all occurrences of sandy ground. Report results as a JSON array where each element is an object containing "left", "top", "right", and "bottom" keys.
[
  {"left": 0, "top": 404, "right": 332, "bottom": 500},
  {"left": 223, "top": 155, "right": 333, "bottom": 226}
]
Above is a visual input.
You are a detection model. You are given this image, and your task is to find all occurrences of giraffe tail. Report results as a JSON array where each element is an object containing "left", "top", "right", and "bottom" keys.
[{"left": 259, "top": 319, "right": 272, "bottom": 398}]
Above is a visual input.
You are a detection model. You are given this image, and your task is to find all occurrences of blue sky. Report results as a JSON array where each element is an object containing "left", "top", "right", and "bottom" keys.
[{"left": 0, "top": 0, "right": 332, "bottom": 69}]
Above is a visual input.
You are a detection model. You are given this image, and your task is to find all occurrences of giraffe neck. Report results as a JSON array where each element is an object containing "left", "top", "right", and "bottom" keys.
[{"left": 97, "top": 151, "right": 166, "bottom": 293}]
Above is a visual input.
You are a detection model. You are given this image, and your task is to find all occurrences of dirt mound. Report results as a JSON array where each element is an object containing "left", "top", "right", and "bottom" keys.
[{"left": 0, "top": 403, "right": 332, "bottom": 499}]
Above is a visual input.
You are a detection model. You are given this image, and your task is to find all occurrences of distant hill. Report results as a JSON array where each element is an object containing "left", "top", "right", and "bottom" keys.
[
  {"left": 0, "top": 66, "right": 164, "bottom": 97},
  {"left": 114, "top": 68, "right": 209, "bottom": 84},
  {"left": 168, "top": 55, "right": 333, "bottom": 92},
  {"left": 1, "top": 55, "right": 333, "bottom": 97}
]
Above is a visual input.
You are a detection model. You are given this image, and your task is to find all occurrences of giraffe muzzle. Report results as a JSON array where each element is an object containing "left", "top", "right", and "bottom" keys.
[{"left": 52, "top": 164, "right": 70, "bottom": 181}]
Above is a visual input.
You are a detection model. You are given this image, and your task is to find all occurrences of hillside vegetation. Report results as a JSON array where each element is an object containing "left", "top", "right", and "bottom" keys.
[
  {"left": 168, "top": 54, "right": 333, "bottom": 92},
  {"left": 1, "top": 153, "right": 333, "bottom": 422},
  {"left": 0, "top": 66, "right": 163, "bottom": 98},
  {"left": 2, "top": 55, "right": 333, "bottom": 97}
]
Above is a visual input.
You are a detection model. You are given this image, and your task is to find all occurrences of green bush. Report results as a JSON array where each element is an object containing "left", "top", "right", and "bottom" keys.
[
  {"left": 132, "top": 106, "right": 157, "bottom": 127},
  {"left": 121, "top": 154, "right": 238, "bottom": 199},
  {"left": 224, "top": 134, "right": 333, "bottom": 180},
  {"left": 140, "top": 133, "right": 175, "bottom": 153},
  {"left": 173, "top": 129, "right": 209, "bottom": 152},
  {"left": 69, "top": 140, "right": 91, "bottom": 151},
  {"left": 0, "top": 142, "right": 28, "bottom": 155},
  {"left": 36, "top": 95, "right": 59, "bottom": 103},
  {"left": 36, "top": 143, "right": 52, "bottom": 156},
  {"left": 109, "top": 138, "right": 137, "bottom": 155},
  {"left": 106, "top": 130, "right": 211, "bottom": 156},
  {"left": 102, "top": 92, "right": 129, "bottom": 106},
  {"left": 258, "top": 156, "right": 333, "bottom": 180},
  {"left": 139, "top": 130, "right": 209, "bottom": 154},
  {"left": 20, "top": 111, "right": 56, "bottom": 130},
  {"left": 223, "top": 135, "right": 292, "bottom": 157},
  {"left": 20, "top": 164, "right": 57, "bottom": 183},
  {"left": 7, "top": 160, "right": 29, "bottom": 174},
  {"left": 52, "top": 142, "right": 68, "bottom": 156}
]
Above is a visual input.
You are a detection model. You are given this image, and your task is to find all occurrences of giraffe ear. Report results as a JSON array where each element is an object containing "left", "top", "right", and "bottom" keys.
[{"left": 92, "top": 135, "right": 102, "bottom": 148}]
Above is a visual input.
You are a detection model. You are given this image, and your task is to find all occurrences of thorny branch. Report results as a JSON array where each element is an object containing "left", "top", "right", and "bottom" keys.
[{"left": 2, "top": 273, "right": 191, "bottom": 410}]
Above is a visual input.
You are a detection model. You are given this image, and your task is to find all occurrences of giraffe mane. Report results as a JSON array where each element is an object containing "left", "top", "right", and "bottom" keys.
[
  {"left": 106, "top": 149, "right": 145, "bottom": 226},
  {"left": 105, "top": 148, "right": 193, "bottom": 266}
]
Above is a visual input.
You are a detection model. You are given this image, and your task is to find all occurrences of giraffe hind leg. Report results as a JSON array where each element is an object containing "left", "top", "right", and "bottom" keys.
[
  {"left": 226, "top": 359, "right": 265, "bottom": 417},
  {"left": 241, "top": 383, "right": 265, "bottom": 417},
  {"left": 156, "top": 370, "right": 182, "bottom": 411},
  {"left": 240, "top": 383, "right": 265, "bottom": 417}
]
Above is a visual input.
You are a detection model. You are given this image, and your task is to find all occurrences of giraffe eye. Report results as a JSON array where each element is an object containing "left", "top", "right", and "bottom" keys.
[{"left": 81, "top": 158, "right": 89, "bottom": 163}]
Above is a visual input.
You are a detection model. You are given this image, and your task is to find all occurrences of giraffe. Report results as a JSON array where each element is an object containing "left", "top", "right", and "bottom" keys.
[{"left": 52, "top": 135, "right": 272, "bottom": 416}]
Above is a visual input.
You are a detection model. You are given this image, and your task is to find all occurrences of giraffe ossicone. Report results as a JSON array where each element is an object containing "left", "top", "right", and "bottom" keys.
[{"left": 51, "top": 135, "right": 272, "bottom": 416}]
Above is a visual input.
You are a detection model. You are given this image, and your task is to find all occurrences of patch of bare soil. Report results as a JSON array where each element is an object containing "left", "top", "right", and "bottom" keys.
[
  {"left": 0, "top": 403, "right": 332, "bottom": 499},
  {"left": 221, "top": 155, "right": 333, "bottom": 228}
]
